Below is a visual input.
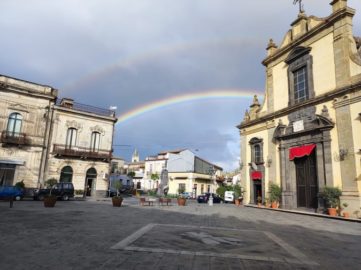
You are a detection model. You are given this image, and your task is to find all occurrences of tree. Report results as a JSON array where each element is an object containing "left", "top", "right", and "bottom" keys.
[
  {"left": 150, "top": 173, "right": 159, "bottom": 181},
  {"left": 127, "top": 171, "right": 135, "bottom": 178}
]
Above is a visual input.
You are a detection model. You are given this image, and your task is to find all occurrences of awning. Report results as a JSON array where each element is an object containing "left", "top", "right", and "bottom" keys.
[
  {"left": 251, "top": 171, "right": 262, "bottom": 180},
  {"left": 289, "top": 144, "right": 316, "bottom": 160}
]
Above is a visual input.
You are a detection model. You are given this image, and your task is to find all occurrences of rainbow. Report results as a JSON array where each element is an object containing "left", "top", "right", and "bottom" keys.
[
  {"left": 117, "top": 89, "right": 263, "bottom": 123},
  {"left": 62, "top": 37, "right": 263, "bottom": 91}
]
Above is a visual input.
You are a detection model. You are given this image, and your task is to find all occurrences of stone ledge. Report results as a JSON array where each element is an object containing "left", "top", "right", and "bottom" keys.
[{"left": 245, "top": 204, "right": 361, "bottom": 223}]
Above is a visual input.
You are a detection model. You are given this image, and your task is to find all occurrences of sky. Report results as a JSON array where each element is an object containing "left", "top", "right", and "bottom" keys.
[{"left": 1, "top": 0, "right": 360, "bottom": 171}]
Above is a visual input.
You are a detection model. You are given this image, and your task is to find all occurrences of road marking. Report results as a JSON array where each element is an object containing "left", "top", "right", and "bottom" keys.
[
  {"left": 110, "top": 223, "right": 156, "bottom": 250},
  {"left": 111, "top": 223, "right": 319, "bottom": 266}
]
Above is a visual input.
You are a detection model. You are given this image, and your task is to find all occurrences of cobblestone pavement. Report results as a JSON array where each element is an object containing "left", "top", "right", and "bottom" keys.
[{"left": 0, "top": 198, "right": 360, "bottom": 270}]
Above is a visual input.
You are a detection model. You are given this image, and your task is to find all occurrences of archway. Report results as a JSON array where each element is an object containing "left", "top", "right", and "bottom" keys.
[
  {"left": 60, "top": 166, "right": 73, "bottom": 183},
  {"left": 85, "top": 168, "right": 97, "bottom": 197}
]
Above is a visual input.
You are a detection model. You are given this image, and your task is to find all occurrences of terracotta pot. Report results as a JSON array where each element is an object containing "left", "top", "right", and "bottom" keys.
[
  {"left": 343, "top": 212, "right": 350, "bottom": 218},
  {"left": 177, "top": 198, "right": 186, "bottom": 206},
  {"left": 44, "top": 196, "right": 57, "bottom": 207},
  {"left": 112, "top": 197, "right": 123, "bottom": 207},
  {"left": 271, "top": 202, "right": 278, "bottom": 209},
  {"left": 328, "top": 208, "right": 337, "bottom": 216},
  {"left": 235, "top": 199, "right": 240, "bottom": 206},
  {"left": 257, "top": 203, "right": 262, "bottom": 207}
]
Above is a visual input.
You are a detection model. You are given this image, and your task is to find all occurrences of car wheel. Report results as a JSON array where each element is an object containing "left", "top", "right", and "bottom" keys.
[
  {"left": 38, "top": 195, "right": 44, "bottom": 201},
  {"left": 62, "top": 194, "right": 69, "bottom": 201},
  {"left": 15, "top": 196, "right": 21, "bottom": 201}
]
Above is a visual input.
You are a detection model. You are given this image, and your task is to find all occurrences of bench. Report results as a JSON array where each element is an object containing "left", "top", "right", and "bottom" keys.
[
  {"left": 139, "top": 197, "right": 156, "bottom": 206},
  {"left": 0, "top": 196, "right": 14, "bottom": 208},
  {"left": 159, "top": 198, "right": 172, "bottom": 206}
]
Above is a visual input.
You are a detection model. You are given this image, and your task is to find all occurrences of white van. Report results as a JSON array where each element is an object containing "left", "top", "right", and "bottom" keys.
[{"left": 224, "top": 191, "right": 235, "bottom": 203}]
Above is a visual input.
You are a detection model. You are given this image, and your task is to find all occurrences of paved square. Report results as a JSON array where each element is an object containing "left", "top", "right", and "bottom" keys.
[{"left": 111, "top": 223, "right": 318, "bottom": 266}]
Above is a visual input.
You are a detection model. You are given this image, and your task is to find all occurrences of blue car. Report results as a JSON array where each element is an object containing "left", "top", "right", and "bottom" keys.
[{"left": 0, "top": 186, "right": 25, "bottom": 201}]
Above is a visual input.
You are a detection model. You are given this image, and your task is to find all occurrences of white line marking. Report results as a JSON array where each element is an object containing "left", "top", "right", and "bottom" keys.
[{"left": 110, "top": 223, "right": 156, "bottom": 250}]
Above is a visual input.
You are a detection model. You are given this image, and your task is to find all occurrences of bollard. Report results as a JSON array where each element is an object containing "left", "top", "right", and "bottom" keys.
[{"left": 208, "top": 194, "right": 213, "bottom": 206}]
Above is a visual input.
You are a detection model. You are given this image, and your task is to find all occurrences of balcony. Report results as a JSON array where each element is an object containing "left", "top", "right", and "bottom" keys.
[
  {"left": 0, "top": 131, "right": 30, "bottom": 146},
  {"left": 53, "top": 144, "right": 111, "bottom": 161}
]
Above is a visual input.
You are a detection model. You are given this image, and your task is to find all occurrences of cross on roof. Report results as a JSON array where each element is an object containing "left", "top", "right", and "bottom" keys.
[{"left": 293, "top": 0, "right": 304, "bottom": 13}]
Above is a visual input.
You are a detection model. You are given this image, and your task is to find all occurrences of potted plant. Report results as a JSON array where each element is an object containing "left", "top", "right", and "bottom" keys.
[
  {"left": 233, "top": 184, "right": 243, "bottom": 206},
  {"left": 14, "top": 180, "right": 25, "bottom": 200},
  {"left": 44, "top": 178, "right": 58, "bottom": 207},
  {"left": 269, "top": 183, "right": 282, "bottom": 208},
  {"left": 177, "top": 186, "right": 186, "bottom": 206},
  {"left": 257, "top": 195, "right": 262, "bottom": 207},
  {"left": 342, "top": 202, "right": 349, "bottom": 218},
  {"left": 320, "top": 186, "right": 342, "bottom": 216},
  {"left": 112, "top": 181, "right": 123, "bottom": 207},
  {"left": 265, "top": 197, "right": 271, "bottom": 208}
]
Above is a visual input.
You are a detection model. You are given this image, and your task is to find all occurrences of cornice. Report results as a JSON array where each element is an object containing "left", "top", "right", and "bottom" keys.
[{"left": 237, "top": 80, "right": 361, "bottom": 130}]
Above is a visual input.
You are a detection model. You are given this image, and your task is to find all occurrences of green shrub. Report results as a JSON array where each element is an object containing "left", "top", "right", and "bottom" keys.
[
  {"left": 45, "top": 178, "right": 58, "bottom": 188},
  {"left": 321, "top": 186, "right": 342, "bottom": 208},
  {"left": 15, "top": 180, "right": 25, "bottom": 189},
  {"left": 269, "top": 183, "right": 282, "bottom": 202}
]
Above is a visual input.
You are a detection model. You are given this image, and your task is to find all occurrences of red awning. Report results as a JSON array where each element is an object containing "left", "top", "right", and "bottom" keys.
[
  {"left": 289, "top": 144, "right": 316, "bottom": 160},
  {"left": 251, "top": 171, "right": 262, "bottom": 180}
]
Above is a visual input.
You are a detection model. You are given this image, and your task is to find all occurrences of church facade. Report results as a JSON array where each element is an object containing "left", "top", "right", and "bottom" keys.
[{"left": 238, "top": 0, "right": 361, "bottom": 216}]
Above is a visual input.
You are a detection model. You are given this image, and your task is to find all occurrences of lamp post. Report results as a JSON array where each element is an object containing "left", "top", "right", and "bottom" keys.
[{"left": 207, "top": 167, "right": 216, "bottom": 206}]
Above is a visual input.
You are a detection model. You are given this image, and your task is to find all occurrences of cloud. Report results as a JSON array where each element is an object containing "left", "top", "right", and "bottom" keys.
[{"left": 0, "top": 0, "right": 360, "bottom": 171}]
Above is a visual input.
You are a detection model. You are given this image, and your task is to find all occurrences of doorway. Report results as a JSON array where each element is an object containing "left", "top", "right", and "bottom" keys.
[
  {"left": 0, "top": 163, "right": 16, "bottom": 186},
  {"left": 253, "top": 180, "right": 262, "bottom": 204},
  {"left": 85, "top": 168, "right": 97, "bottom": 197},
  {"left": 295, "top": 151, "right": 318, "bottom": 209}
]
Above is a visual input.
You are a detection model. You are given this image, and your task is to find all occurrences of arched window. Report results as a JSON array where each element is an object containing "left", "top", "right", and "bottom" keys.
[
  {"left": 60, "top": 166, "right": 73, "bottom": 183},
  {"left": 7, "top": 113, "right": 23, "bottom": 136},
  {"left": 66, "top": 128, "right": 77, "bottom": 148},
  {"left": 90, "top": 132, "right": 100, "bottom": 152}
]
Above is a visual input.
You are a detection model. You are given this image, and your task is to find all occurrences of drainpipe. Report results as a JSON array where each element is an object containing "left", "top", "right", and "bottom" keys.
[{"left": 38, "top": 96, "right": 56, "bottom": 188}]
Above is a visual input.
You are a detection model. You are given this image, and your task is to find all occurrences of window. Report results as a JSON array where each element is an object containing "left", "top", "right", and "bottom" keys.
[
  {"left": 7, "top": 113, "right": 23, "bottom": 136},
  {"left": 90, "top": 132, "right": 100, "bottom": 152},
  {"left": 60, "top": 166, "right": 73, "bottom": 183},
  {"left": 254, "top": 145, "right": 262, "bottom": 163},
  {"left": 293, "top": 66, "right": 308, "bottom": 103},
  {"left": 286, "top": 47, "right": 314, "bottom": 106},
  {"left": 66, "top": 128, "right": 77, "bottom": 148},
  {"left": 249, "top": 137, "right": 263, "bottom": 164},
  {"left": 178, "top": 183, "right": 186, "bottom": 194}
]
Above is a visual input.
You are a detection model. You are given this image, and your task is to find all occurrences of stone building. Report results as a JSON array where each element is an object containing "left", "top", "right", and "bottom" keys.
[
  {"left": 0, "top": 75, "right": 57, "bottom": 189},
  {"left": 0, "top": 75, "right": 117, "bottom": 197},
  {"left": 45, "top": 98, "right": 117, "bottom": 197},
  {"left": 237, "top": 0, "right": 361, "bottom": 216}
]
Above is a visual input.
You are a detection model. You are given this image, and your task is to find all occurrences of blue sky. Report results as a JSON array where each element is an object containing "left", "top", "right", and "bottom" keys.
[{"left": 1, "top": 0, "right": 360, "bottom": 171}]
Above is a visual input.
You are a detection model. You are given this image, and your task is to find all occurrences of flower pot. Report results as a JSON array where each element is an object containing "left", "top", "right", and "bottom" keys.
[
  {"left": 235, "top": 199, "right": 241, "bottom": 206},
  {"left": 257, "top": 203, "right": 262, "bottom": 207},
  {"left": 327, "top": 208, "right": 337, "bottom": 216},
  {"left": 343, "top": 212, "right": 350, "bottom": 218},
  {"left": 44, "top": 196, "right": 57, "bottom": 207},
  {"left": 112, "top": 197, "right": 123, "bottom": 207},
  {"left": 271, "top": 202, "right": 278, "bottom": 209},
  {"left": 177, "top": 198, "right": 186, "bottom": 206}
]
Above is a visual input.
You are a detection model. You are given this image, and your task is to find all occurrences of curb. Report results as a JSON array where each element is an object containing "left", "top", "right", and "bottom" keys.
[{"left": 245, "top": 204, "right": 361, "bottom": 223}]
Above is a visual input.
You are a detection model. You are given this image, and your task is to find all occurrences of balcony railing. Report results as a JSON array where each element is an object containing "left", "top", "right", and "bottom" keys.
[
  {"left": 53, "top": 144, "right": 111, "bottom": 161},
  {"left": 0, "top": 131, "right": 30, "bottom": 145},
  {"left": 56, "top": 99, "right": 115, "bottom": 117}
]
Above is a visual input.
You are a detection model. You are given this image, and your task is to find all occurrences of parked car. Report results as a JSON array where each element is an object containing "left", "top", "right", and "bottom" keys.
[
  {"left": 33, "top": 182, "right": 74, "bottom": 201},
  {"left": 0, "top": 186, "right": 25, "bottom": 201},
  {"left": 224, "top": 191, "right": 235, "bottom": 203},
  {"left": 197, "top": 193, "right": 223, "bottom": 203},
  {"left": 180, "top": 192, "right": 192, "bottom": 199}
]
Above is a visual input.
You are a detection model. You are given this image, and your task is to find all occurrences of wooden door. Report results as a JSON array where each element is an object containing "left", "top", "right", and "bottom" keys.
[{"left": 295, "top": 151, "right": 318, "bottom": 208}]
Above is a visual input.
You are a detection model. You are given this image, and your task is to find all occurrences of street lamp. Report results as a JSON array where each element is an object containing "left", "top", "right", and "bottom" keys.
[{"left": 207, "top": 166, "right": 216, "bottom": 206}]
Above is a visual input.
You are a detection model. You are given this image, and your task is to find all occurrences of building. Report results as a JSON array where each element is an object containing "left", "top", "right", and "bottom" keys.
[
  {"left": 0, "top": 75, "right": 117, "bottom": 197},
  {"left": 45, "top": 98, "right": 117, "bottom": 197},
  {"left": 166, "top": 149, "right": 223, "bottom": 197},
  {"left": 0, "top": 75, "right": 57, "bottom": 189},
  {"left": 237, "top": 0, "right": 361, "bottom": 216}
]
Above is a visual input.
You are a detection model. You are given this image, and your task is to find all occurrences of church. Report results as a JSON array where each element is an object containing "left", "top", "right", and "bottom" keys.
[{"left": 238, "top": 0, "right": 361, "bottom": 216}]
